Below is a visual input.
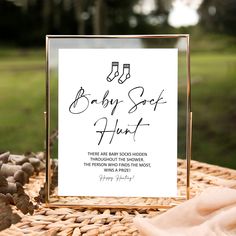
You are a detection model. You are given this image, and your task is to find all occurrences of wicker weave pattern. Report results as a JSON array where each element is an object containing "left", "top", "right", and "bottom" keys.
[{"left": 1, "top": 160, "right": 236, "bottom": 236}]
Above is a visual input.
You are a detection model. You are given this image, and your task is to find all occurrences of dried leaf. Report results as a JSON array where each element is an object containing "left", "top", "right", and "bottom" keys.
[{"left": 0, "top": 193, "right": 21, "bottom": 231}]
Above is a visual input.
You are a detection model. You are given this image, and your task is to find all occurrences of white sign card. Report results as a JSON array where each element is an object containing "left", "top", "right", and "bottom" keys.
[{"left": 58, "top": 48, "right": 178, "bottom": 197}]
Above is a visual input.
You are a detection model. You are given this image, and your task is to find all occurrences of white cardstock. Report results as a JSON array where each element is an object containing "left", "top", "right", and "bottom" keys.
[{"left": 58, "top": 48, "right": 178, "bottom": 197}]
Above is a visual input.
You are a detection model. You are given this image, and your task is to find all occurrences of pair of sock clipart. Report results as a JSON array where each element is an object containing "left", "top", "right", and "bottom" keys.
[{"left": 107, "top": 62, "right": 130, "bottom": 84}]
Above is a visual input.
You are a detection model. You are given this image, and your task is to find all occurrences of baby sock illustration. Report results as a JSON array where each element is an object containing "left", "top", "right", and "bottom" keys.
[
  {"left": 118, "top": 64, "right": 130, "bottom": 84},
  {"left": 107, "top": 62, "right": 119, "bottom": 82}
]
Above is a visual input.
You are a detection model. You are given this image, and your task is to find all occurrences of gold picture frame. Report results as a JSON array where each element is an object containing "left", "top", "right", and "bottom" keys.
[{"left": 45, "top": 35, "right": 192, "bottom": 209}]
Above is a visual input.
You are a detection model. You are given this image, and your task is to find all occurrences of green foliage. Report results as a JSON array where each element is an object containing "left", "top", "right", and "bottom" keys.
[
  {"left": 0, "top": 50, "right": 44, "bottom": 153},
  {"left": 0, "top": 0, "right": 172, "bottom": 46},
  {"left": 190, "top": 32, "right": 236, "bottom": 53},
  {"left": 198, "top": 0, "right": 236, "bottom": 35},
  {"left": 191, "top": 53, "right": 236, "bottom": 168}
]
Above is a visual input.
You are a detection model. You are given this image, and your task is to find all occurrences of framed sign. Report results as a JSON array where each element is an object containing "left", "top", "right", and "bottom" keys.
[{"left": 45, "top": 35, "right": 192, "bottom": 208}]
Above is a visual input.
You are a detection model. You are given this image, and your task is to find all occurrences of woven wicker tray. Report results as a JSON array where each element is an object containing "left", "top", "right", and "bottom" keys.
[{"left": 1, "top": 159, "right": 236, "bottom": 236}]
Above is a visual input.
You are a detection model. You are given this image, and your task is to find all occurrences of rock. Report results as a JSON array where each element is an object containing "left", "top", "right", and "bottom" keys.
[
  {"left": 6, "top": 176, "right": 15, "bottom": 183},
  {"left": 9, "top": 154, "right": 28, "bottom": 165},
  {"left": 28, "top": 157, "right": 40, "bottom": 168},
  {"left": 21, "top": 162, "right": 34, "bottom": 176},
  {"left": 0, "top": 152, "right": 10, "bottom": 163},
  {"left": 1, "top": 164, "right": 21, "bottom": 177},
  {"left": 39, "top": 161, "right": 45, "bottom": 170},
  {"left": 35, "top": 152, "right": 45, "bottom": 161},
  {"left": 14, "top": 170, "right": 26, "bottom": 185},
  {"left": 0, "top": 182, "right": 17, "bottom": 194},
  {"left": 5, "top": 193, "right": 14, "bottom": 205},
  {"left": 0, "top": 175, "right": 8, "bottom": 188},
  {"left": 23, "top": 172, "right": 29, "bottom": 184}
]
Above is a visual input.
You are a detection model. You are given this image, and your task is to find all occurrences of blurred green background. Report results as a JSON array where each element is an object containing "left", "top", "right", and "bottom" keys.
[{"left": 0, "top": 0, "right": 235, "bottom": 169}]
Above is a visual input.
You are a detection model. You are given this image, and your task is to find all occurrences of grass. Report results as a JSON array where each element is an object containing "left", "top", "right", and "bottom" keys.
[
  {"left": 0, "top": 49, "right": 235, "bottom": 169},
  {"left": 191, "top": 53, "right": 236, "bottom": 168},
  {"left": 0, "top": 50, "right": 45, "bottom": 153}
]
